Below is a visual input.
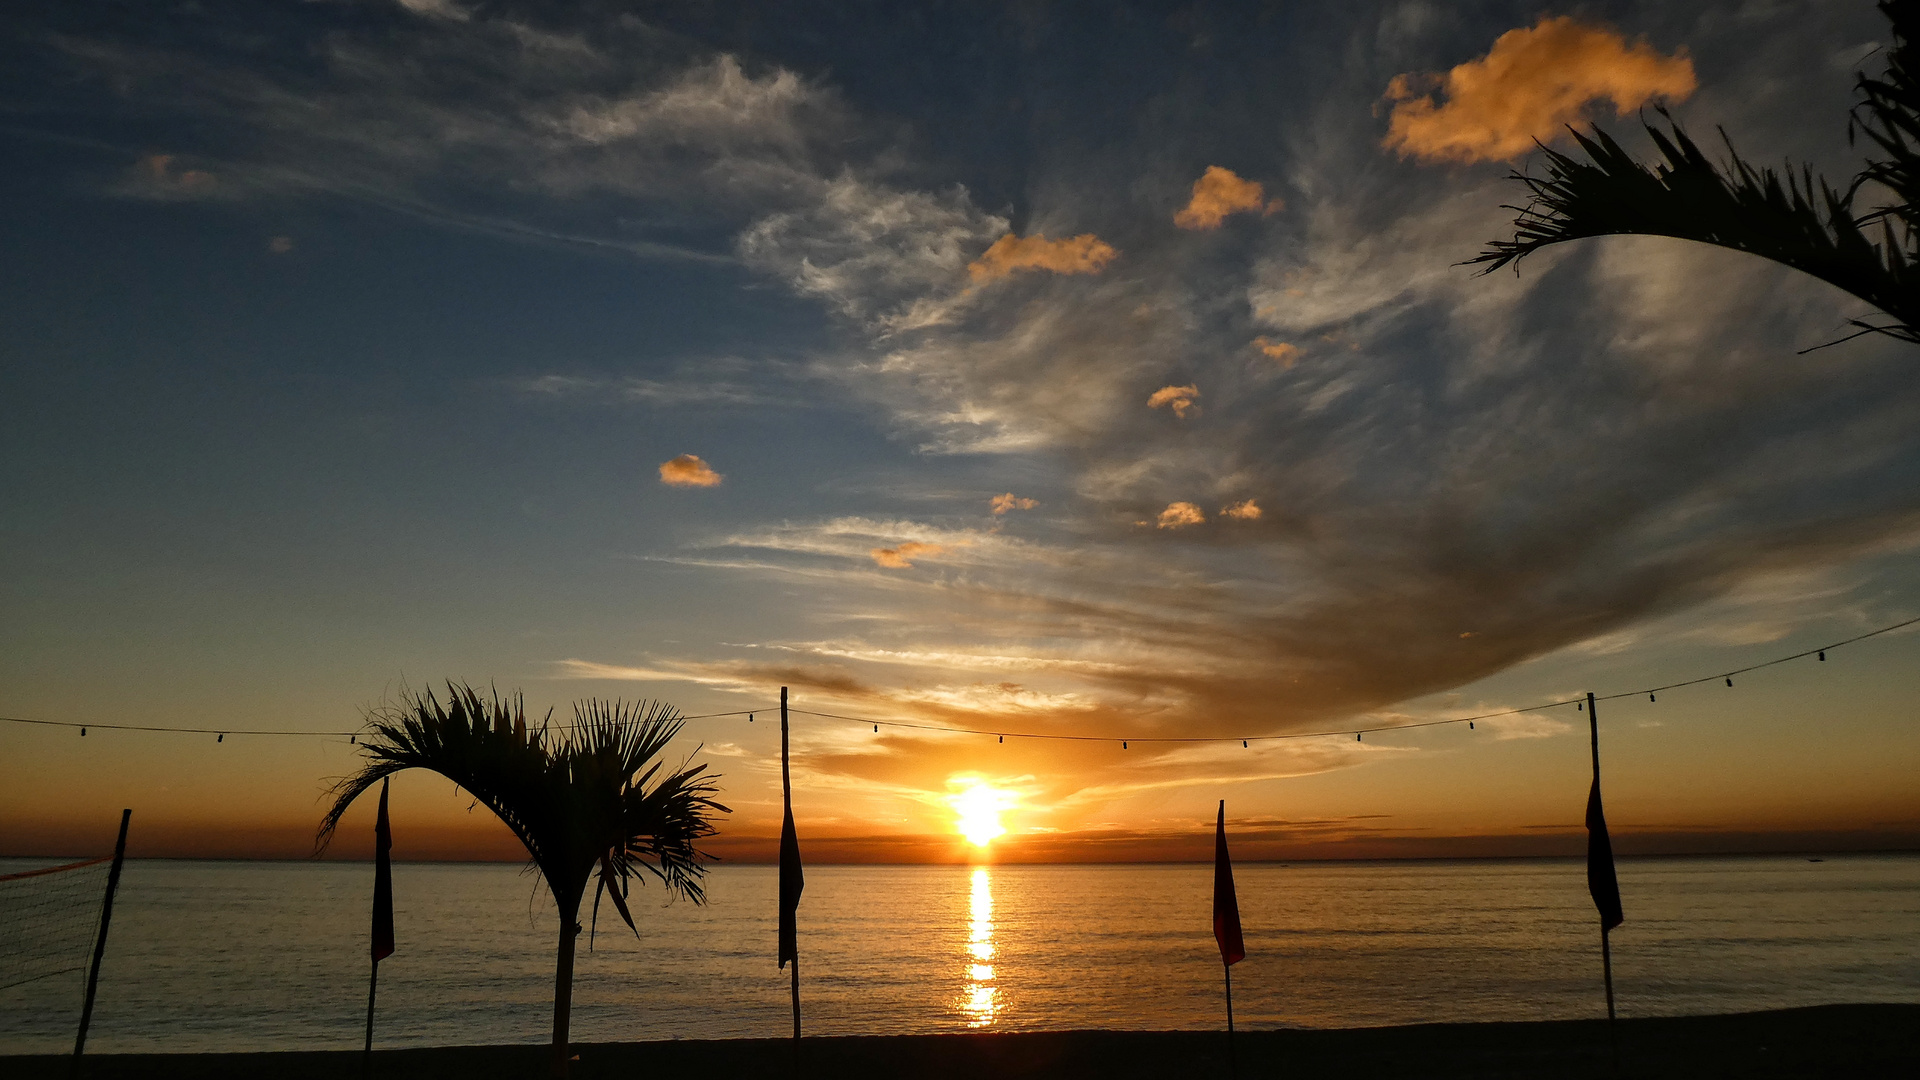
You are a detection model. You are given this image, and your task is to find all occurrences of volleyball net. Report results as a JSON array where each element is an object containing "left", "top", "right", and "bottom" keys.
[{"left": 0, "top": 856, "right": 113, "bottom": 995}]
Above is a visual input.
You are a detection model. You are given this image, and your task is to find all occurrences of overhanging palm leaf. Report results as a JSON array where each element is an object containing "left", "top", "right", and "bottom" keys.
[
  {"left": 316, "top": 683, "right": 729, "bottom": 1077},
  {"left": 1473, "top": 0, "right": 1920, "bottom": 348}
]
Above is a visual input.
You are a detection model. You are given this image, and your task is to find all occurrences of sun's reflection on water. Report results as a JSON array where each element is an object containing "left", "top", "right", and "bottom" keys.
[{"left": 959, "top": 867, "right": 997, "bottom": 1027}]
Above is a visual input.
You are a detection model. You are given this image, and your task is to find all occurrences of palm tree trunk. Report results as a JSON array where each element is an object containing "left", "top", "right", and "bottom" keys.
[{"left": 550, "top": 907, "right": 581, "bottom": 1077}]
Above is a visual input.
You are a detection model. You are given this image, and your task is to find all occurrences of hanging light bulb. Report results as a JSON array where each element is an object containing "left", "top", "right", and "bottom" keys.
[
  {"left": 1242, "top": 740, "right": 1248, "bottom": 748},
  {"left": 80, "top": 727, "right": 86, "bottom": 736},
  {"left": 1818, "top": 651, "right": 1826, "bottom": 661},
  {"left": 1469, "top": 721, "right": 1474, "bottom": 730},
  {"left": 1356, "top": 732, "right": 1362, "bottom": 742},
  {"left": 1122, "top": 741, "right": 1128, "bottom": 749},
  {"left": 1577, "top": 701, "right": 1583, "bottom": 711},
  {"left": 999, "top": 735, "right": 1004, "bottom": 743},
  {"left": 1726, "top": 677, "right": 1733, "bottom": 687},
  {"left": 218, "top": 733, "right": 225, "bottom": 743},
  {"left": 749, "top": 713, "right": 754, "bottom": 722},
  {"left": 1649, "top": 693, "right": 1656, "bottom": 703}
]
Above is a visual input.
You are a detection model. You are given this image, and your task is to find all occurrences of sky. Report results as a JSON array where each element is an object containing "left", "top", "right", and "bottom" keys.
[{"left": 3, "top": 0, "right": 1919, "bottom": 865}]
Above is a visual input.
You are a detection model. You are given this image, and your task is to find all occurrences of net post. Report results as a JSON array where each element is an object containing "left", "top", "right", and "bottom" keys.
[{"left": 70, "top": 808, "right": 131, "bottom": 1076}]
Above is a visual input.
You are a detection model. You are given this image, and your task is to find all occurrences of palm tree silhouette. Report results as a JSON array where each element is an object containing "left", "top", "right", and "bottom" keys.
[
  {"left": 316, "top": 683, "right": 729, "bottom": 1077},
  {"left": 1474, "top": 0, "right": 1920, "bottom": 348}
]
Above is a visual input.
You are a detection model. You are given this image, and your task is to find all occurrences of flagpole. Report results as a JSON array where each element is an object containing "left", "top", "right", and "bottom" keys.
[
  {"left": 362, "top": 957, "right": 379, "bottom": 1075},
  {"left": 1213, "top": 800, "right": 1244, "bottom": 1077},
  {"left": 1586, "top": 693, "right": 1616, "bottom": 1023},
  {"left": 782, "top": 687, "right": 801, "bottom": 1045},
  {"left": 1224, "top": 961, "right": 1236, "bottom": 1073},
  {"left": 364, "top": 778, "right": 395, "bottom": 1078}
]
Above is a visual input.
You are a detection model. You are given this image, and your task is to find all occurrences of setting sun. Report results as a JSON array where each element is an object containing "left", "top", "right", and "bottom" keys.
[{"left": 950, "top": 782, "right": 1011, "bottom": 848}]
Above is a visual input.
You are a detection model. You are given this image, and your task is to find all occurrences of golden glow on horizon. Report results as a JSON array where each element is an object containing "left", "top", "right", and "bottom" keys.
[{"left": 951, "top": 781, "right": 1010, "bottom": 848}]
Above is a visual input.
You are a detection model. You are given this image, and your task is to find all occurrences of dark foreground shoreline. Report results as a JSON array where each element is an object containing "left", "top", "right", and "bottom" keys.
[{"left": 12, "top": 1004, "right": 1916, "bottom": 1079}]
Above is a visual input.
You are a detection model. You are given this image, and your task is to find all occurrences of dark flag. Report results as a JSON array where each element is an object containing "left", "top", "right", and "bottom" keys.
[
  {"left": 778, "top": 799, "right": 803, "bottom": 968},
  {"left": 1213, "top": 800, "right": 1245, "bottom": 966},
  {"left": 372, "top": 778, "right": 394, "bottom": 962},
  {"left": 778, "top": 687, "right": 803, "bottom": 970},
  {"left": 1585, "top": 775, "right": 1624, "bottom": 931}
]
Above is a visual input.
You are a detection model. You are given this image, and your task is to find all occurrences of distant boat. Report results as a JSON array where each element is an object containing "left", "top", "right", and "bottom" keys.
[{"left": 1807, "top": 857, "right": 1825, "bottom": 863}]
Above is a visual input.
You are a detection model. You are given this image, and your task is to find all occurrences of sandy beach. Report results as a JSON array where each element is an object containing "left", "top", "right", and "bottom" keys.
[{"left": 8, "top": 1004, "right": 1913, "bottom": 1079}]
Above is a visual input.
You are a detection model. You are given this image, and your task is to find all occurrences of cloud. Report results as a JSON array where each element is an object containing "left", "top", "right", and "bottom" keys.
[
  {"left": 1222, "top": 499, "right": 1261, "bottom": 521},
  {"left": 990, "top": 493, "right": 1038, "bottom": 515},
  {"left": 1146, "top": 384, "right": 1199, "bottom": 418},
  {"left": 658, "top": 454, "right": 723, "bottom": 487},
  {"left": 870, "top": 541, "right": 946, "bottom": 568},
  {"left": 267, "top": 236, "right": 294, "bottom": 254},
  {"left": 1252, "top": 336, "right": 1298, "bottom": 367},
  {"left": 1173, "top": 166, "right": 1280, "bottom": 229},
  {"left": 395, "top": 0, "right": 470, "bottom": 22},
  {"left": 1382, "top": 16, "right": 1696, "bottom": 163},
  {"left": 117, "top": 154, "right": 219, "bottom": 200},
  {"left": 1156, "top": 502, "right": 1205, "bottom": 529},
  {"left": 967, "top": 232, "right": 1119, "bottom": 283}
]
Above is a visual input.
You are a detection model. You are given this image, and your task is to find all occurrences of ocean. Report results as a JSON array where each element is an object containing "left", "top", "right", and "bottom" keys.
[{"left": 2, "top": 855, "right": 1916, "bottom": 1054}]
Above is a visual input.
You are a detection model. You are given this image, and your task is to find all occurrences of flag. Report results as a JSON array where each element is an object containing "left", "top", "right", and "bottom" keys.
[
  {"left": 1585, "top": 775, "right": 1624, "bottom": 931},
  {"left": 372, "top": 778, "right": 394, "bottom": 963},
  {"left": 778, "top": 794, "right": 803, "bottom": 968},
  {"left": 1212, "top": 800, "right": 1245, "bottom": 966}
]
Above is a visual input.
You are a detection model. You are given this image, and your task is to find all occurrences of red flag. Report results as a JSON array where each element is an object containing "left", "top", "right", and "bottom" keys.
[
  {"left": 372, "top": 778, "right": 394, "bottom": 963},
  {"left": 1212, "top": 800, "right": 1245, "bottom": 967}
]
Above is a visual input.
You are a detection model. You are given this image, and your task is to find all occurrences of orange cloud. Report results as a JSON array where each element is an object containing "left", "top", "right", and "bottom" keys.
[
  {"left": 1222, "top": 499, "right": 1262, "bottom": 521},
  {"left": 870, "top": 541, "right": 946, "bottom": 568},
  {"left": 135, "top": 153, "right": 216, "bottom": 195},
  {"left": 968, "top": 232, "right": 1118, "bottom": 282},
  {"left": 990, "top": 493, "right": 1038, "bottom": 515},
  {"left": 1382, "top": 16, "right": 1696, "bottom": 163},
  {"left": 658, "top": 454, "right": 723, "bottom": 487},
  {"left": 1252, "top": 336, "right": 1298, "bottom": 367},
  {"left": 1147, "top": 384, "right": 1200, "bottom": 418},
  {"left": 1173, "top": 166, "right": 1280, "bottom": 229},
  {"left": 1157, "top": 502, "right": 1205, "bottom": 529}
]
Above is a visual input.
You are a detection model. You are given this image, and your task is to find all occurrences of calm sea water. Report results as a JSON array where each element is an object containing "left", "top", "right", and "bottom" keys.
[{"left": 2, "top": 855, "right": 1916, "bottom": 1054}]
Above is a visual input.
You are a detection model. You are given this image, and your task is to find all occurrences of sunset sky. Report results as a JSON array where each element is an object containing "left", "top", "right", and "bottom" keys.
[{"left": 4, "top": 0, "right": 1918, "bottom": 865}]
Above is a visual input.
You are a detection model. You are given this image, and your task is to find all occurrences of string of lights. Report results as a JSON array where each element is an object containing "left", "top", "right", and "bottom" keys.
[{"left": 3, "top": 614, "right": 1915, "bottom": 745}]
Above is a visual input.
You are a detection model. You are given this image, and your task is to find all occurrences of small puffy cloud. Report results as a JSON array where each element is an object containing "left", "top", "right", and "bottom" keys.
[
  {"left": 658, "top": 454, "right": 723, "bottom": 487},
  {"left": 1252, "top": 336, "right": 1298, "bottom": 367},
  {"left": 1157, "top": 502, "right": 1205, "bottom": 529},
  {"left": 267, "top": 236, "right": 294, "bottom": 254},
  {"left": 1173, "top": 166, "right": 1280, "bottom": 230},
  {"left": 1382, "top": 16, "right": 1696, "bottom": 163},
  {"left": 1147, "top": 384, "right": 1200, "bottom": 418},
  {"left": 870, "top": 541, "right": 946, "bottom": 568},
  {"left": 968, "top": 232, "right": 1118, "bottom": 282},
  {"left": 1222, "top": 499, "right": 1262, "bottom": 521},
  {"left": 990, "top": 493, "right": 1038, "bottom": 515},
  {"left": 125, "top": 154, "right": 217, "bottom": 199}
]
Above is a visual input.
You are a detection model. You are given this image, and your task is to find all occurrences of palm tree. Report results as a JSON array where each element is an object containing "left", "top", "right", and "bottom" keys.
[
  {"left": 1473, "top": 0, "right": 1920, "bottom": 348},
  {"left": 316, "top": 683, "right": 729, "bottom": 1077}
]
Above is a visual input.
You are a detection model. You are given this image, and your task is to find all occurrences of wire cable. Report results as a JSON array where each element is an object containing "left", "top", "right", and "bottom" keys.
[{"left": 3, "top": 614, "right": 1915, "bottom": 745}]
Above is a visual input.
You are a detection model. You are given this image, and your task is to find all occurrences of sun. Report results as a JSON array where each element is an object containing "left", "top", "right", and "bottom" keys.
[{"left": 950, "top": 781, "right": 1010, "bottom": 848}]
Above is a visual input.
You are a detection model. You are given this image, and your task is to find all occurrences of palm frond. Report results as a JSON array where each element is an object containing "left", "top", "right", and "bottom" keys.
[
  {"left": 1852, "top": 1, "right": 1920, "bottom": 237},
  {"left": 316, "top": 684, "right": 729, "bottom": 916},
  {"left": 1471, "top": 109, "right": 1920, "bottom": 346}
]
